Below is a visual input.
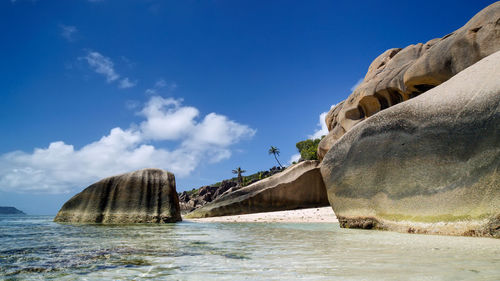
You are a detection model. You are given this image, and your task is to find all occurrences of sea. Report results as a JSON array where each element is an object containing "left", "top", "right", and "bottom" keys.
[{"left": 0, "top": 215, "right": 499, "bottom": 280}]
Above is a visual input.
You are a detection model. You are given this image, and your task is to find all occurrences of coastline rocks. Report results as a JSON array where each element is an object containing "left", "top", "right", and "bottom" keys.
[
  {"left": 179, "top": 180, "right": 238, "bottom": 212},
  {"left": 318, "top": 2, "right": 500, "bottom": 160},
  {"left": 54, "top": 169, "right": 182, "bottom": 223},
  {"left": 320, "top": 51, "right": 500, "bottom": 238},
  {"left": 0, "top": 207, "right": 25, "bottom": 215},
  {"left": 185, "top": 160, "right": 329, "bottom": 218}
]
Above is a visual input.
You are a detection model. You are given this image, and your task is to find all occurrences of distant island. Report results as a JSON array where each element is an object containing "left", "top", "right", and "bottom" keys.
[{"left": 0, "top": 206, "right": 26, "bottom": 215}]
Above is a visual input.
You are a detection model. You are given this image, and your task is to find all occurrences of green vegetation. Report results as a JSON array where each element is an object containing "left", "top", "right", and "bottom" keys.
[
  {"left": 268, "top": 146, "right": 284, "bottom": 168},
  {"left": 295, "top": 137, "right": 323, "bottom": 161},
  {"left": 183, "top": 139, "right": 326, "bottom": 196},
  {"left": 180, "top": 166, "right": 284, "bottom": 195},
  {"left": 232, "top": 167, "right": 246, "bottom": 185}
]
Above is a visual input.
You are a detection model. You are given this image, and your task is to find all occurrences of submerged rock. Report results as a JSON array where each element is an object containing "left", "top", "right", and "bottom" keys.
[
  {"left": 318, "top": 2, "right": 500, "bottom": 160},
  {"left": 54, "top": 169, "right": 181, "bottom": 223},
  {"left": 185, "top": 160, "right": 329, "bottom": 218},
  {"left": 321, "top": 51, "right": 500, "bottom": 238}
]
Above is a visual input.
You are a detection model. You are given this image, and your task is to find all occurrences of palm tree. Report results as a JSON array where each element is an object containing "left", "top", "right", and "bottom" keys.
[
  {"left": 232, "top": 167, "right": 246, "bottom": 186},
  {"left": 268, "top": 146, "right": 284, "bottom": 168}
]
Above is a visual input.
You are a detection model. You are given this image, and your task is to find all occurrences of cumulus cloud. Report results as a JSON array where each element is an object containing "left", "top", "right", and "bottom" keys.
[
  {"left": 0, "top": 96, "right": 256, "bottom": 194},
  {"left": 82, "top": 50, "right": 136, "bottom": 89},
  {"left": 309, "top": 111, "right": 329, "bottom": 140},
  {"left": 60, "top": 25, "right": 77, "bottom": 42},
  {"left": 139, "top": 97, "right": 199, "bottom": 140}
]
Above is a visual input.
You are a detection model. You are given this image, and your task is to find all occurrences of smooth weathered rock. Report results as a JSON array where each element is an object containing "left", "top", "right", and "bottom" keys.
[
  {"left": 321, "top": 51, "right": 500, "bottom": 238},
  {"left": 54, "top": 169, "right": 181, "bottom": 223},
  {"left": 318, "top": 2, "right": 500, "bottom": 160},
  {"left": 185, "top": 160, "right": 329, "bottom": 218}
]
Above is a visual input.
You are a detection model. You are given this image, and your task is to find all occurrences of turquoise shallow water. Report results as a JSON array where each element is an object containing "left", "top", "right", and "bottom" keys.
[{"left": 0, "top": 215, "right": 499, "bottom": 280}]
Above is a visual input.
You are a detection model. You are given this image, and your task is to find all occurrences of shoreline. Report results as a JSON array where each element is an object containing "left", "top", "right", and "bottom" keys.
[{"left": 183, "top": 206, "right": 338, "bottom": 223}]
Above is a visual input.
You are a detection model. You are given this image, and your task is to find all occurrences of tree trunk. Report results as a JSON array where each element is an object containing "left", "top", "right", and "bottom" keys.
[{"left": 274, "top": 154, "right": 284, "bottom": 168}]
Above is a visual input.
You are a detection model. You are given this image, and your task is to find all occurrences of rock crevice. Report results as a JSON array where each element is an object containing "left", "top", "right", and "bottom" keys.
[{"left": 321, "top": 51, "right": 500, "bottom": 238}]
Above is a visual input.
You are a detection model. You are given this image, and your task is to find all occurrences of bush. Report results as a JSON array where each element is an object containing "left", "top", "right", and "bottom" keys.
[{"left": 295, "top": 137, "right": 323, "bottom": 160}]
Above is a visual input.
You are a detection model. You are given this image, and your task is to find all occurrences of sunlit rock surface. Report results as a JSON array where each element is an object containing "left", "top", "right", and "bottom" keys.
[
  {"left": 185, "top": 160, "right": 329, "bottom": 218},
  {"left": 321, "top": 51, "right": 500, "bottom": 238},
  {"left": 319, "top": 2, "right": 500, "bottom": 160},
  {"left": 54, "top": 169, "right": 181, "bottom": 223}
]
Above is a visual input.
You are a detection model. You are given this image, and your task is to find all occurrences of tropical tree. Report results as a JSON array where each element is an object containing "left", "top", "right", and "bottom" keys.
[
  {"left": 232, "top": 167, "right": 246, "bottom": 186},
  {"left": 268, "top": 146, "right": 284, "bottom": 168},
  {"left": 295, "top": 137, "right": 323, "bottom": 161}
]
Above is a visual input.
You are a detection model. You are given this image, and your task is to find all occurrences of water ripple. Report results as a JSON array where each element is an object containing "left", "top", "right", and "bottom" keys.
[{"left": 0, "top": 215, "right": 499, "bottom": 280}]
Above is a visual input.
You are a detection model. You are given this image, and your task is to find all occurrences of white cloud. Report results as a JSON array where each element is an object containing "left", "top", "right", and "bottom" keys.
[
  {"left": 118, "top": 78, "right": 136, "bottom": 89},
  {"left": 145, "top": 79, "right": 176, "bottom": 95},
  {"left": 350, "top": 78, "right": 364, "bottom": 92},
  {"left": 139, "top": 97, "right": 199, "bottom": 140},
  {"left": 60, "top": 25, "right": 77, "bottom": 42},
  {"left": 309, "top": 111, "right": 329, "bottom": 140},
  {"left": 81, "top": 50, "right": 137, "bottom": 89},
  {"left": 0, "top": 96, "right": 256, "bottom": 194},
  {"left": 145, "top": 89, "right": 157, "bottom": 95},
  {"left": 288, "top": 153, "right": 301, "bottom": 164},
  {"left": 82, "top": 51, "right": 119, "bottom": 83},
  {"left": 188, "top": 113, "right": 255, "bottom": 147}
]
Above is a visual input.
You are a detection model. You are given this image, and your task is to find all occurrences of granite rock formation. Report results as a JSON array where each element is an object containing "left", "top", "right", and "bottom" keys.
[
  {"left": 318, "top": 2, "right": 500, "bottom": 160},
  {"left": 54, "top": 169, "right": 182, "bottom": 223},
  {"left": 178, "top": 166, "right": 286, "bottom": 213},
  {"left": 321, "top": 51, "right": 500, "bottom": 238},
  {"left": 179, "top": 180, "right": 238, "bottom": 212},
  {"left": 185, "top": 160, "right": 329, "bottom": 218}
]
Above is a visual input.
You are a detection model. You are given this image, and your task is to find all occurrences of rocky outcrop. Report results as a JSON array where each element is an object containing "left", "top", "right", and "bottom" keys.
[
  {"left": 321, "top": 51, "right": 500, "bottom": 238},
  {"left": 54, "top": 169, "right": 182, "bottom": 223},
  {"left": 0, "top": 207, "right": 25, "bottom": 215},
  {"left": 318, "top": 2, "right": 500, "bottom": 160},
  {"left": 185, "top": 160, "right": 329, "bottom": 218},
  {"left": 178, "top": 166, "right": 286, "bottom": 213},
  {"left": 179, "top": 180, "right": 238, "bottom": 212}
]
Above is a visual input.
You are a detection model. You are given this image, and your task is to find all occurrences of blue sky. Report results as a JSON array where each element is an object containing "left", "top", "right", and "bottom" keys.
[{"left": 0, "top": 0, "right": 495, "bottom": 214}]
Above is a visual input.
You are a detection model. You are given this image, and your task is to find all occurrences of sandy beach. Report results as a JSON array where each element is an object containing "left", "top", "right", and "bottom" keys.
[{"left": 183, "top": 207, "right": 338, "bottom": 223}]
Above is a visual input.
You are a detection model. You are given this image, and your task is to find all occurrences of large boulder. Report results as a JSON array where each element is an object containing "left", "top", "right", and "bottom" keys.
[
  {"left": 185, "top": 160, "right": 329, "bottom": 218},
  {"left": 54, "top": 169, "right": 182, "bottom": 223},
  {"left": 320, "top": 51, "right": 500, "bottom": 238},
  {"left": 318, "top": 2, "right": 500, "bottom": 160}
]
